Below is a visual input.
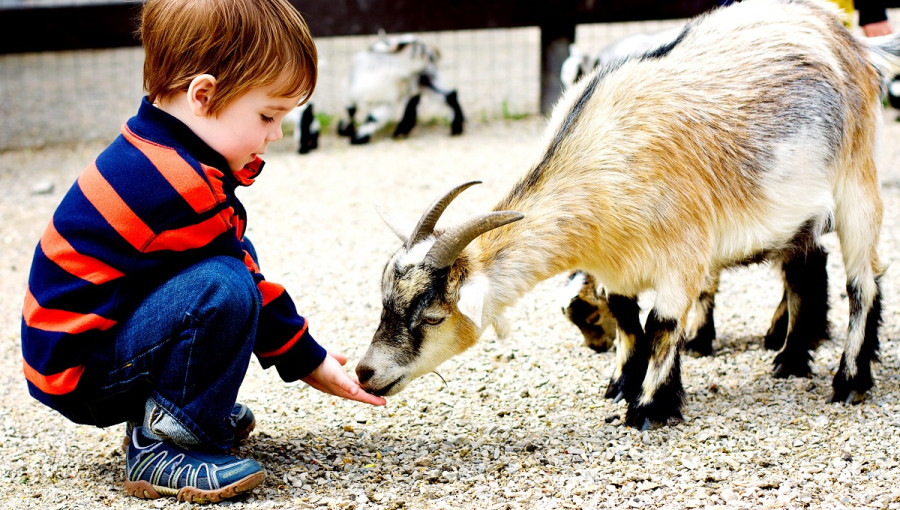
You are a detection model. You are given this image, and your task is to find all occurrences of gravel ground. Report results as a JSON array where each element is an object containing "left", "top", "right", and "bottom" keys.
[{"left": 1, "top": 113, "right": 900, "bottom": 510}]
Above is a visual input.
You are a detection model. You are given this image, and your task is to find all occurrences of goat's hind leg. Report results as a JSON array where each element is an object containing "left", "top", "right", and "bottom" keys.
[
  {"left": 831, "top": 166, "right": 883, "bottom": 403},
  {"left": 683, "top": 273, "right": 719, "bottom": 357},
  {"left": 393, "top": 94, "right": 421, "bottom": 138},
  {"left": 772, "top": 243, "right": 830, "bottom": 378},
  {"left": 421, "top": 72, "right": 464, "bottom": 135}
]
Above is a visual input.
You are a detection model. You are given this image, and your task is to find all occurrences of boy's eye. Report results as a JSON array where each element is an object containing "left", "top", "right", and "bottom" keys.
[
  {"left": 423, "top": 316, "right": 445, "bottom": 326},
  {"left": 261, "top": 114, "right": 275, "bottom": 123}
]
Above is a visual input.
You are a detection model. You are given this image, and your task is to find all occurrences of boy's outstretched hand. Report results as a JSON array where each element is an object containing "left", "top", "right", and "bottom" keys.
[{"left": 302, "top": 352, "right": 387, "bottom": 406}]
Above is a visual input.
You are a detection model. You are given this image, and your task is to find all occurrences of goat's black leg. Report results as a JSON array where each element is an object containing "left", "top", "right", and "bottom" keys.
[
  {"left": 832, "top": 276, "right": 881, "bottom": 403},
  {"left": 764, "top": 289, "right": 789, "bottom": 350},
  {"left": 337, "top": 105, "right": 357, "bottom": 137},
  {"left": 624, "top": 310, "right": 685, "bottom": 430},
  {"left": 393, "top": 95, "right": 421, "bottom": 138},
  {"left": 772, "top": 245, "right": 829, "bottom": 378},
  {"left": 683, "top": 286, "right": 716, "bottom": 357},
  {"left": 604, "top": 294, "right": 645, "bottom": 402},
  {"left": 297, "top": 103, "right": 319, "bottom": 154},
  {"left": 445, "top": 90, "right": 465, "bottom": 135}
]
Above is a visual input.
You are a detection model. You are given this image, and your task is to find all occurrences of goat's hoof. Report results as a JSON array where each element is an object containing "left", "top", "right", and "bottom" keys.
[
  {"left": 763, "top": 332, "right": 785, "bottom": 351},
  {"left": 830, "top": 389, "right": 865, "bottom": 404},
  {"left": 683, "top": 337, "right": 713, "bottom": 357},
  {"left": 772, "top": 351, "right": 812, "bottom": 379},
  {"left": 773, "top": 362, "right": 812, "bottom": 379},
  {"left": 625, "top": 412, "right": 676, "bottom": 431},
  {"left": 625, "top": 402, "right": 683, "bottom": 430},
  {"left": 604, "top": 378, "right": 624, "bottom": 400}
]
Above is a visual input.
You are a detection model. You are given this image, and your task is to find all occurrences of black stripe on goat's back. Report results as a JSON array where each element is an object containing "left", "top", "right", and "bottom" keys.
[
  {"left": 640, "top": 23, "right": 690, "bottom": 61},
  {"left": 510, "top": 69, "right": 604, "bottom": 197}
]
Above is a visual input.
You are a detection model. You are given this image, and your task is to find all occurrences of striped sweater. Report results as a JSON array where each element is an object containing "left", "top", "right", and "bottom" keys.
[{"left": 21, "top": 98, "right": 326, "bottom": 411}]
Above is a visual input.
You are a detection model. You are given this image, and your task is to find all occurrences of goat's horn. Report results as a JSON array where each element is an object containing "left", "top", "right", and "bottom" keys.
[
  {"left": 424, "top": 211, "right": 524, "bottom": 269},
  {"left": 408, "top": 180, "right": 482, "bottom": 248}
]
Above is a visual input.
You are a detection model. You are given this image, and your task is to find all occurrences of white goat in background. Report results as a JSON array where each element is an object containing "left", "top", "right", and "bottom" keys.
[
  {"left": 338, "top": 34, "right": 464, "bottom": 144},
  {"left": 560, "top": 26, "right": 684, "bottom": 90}
]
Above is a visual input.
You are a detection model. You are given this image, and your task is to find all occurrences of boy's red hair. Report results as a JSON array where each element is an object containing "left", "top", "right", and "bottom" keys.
[{"left": 140, "top": 0, "right": 317, "bottom": 115}]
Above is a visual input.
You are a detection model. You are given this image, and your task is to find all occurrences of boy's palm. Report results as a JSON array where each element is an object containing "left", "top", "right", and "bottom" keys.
[{"left": 302, "top": 352, "right": 387, "bottom": 406}]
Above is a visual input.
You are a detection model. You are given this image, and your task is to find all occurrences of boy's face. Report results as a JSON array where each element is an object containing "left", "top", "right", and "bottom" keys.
[{"left": 194, "top": 79, "right": 302, "bottom": 171}]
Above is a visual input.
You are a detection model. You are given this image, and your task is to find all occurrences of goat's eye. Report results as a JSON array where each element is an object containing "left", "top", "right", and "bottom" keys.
[{"left": 423, "top": 316, "right": 445, "bottom": 326}]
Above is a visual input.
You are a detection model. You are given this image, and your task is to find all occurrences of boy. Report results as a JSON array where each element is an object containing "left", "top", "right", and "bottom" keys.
[{"left": 20, "top": 0, "right": 385, "bottom": 503}]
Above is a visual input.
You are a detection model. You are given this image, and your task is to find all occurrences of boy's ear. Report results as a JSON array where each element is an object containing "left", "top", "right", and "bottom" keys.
[{"left": 187, "top": 74, "right": 217, "bottom": 116}]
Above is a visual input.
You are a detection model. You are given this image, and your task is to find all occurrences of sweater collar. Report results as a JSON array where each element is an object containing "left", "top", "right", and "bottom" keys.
[{"left": 127, "top": 97, "right": 265, "bottom": 187}]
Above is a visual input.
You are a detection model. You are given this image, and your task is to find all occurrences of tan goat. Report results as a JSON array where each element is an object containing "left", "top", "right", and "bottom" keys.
[{"left": 357, "top": 0, "right": 898, "bottom": 429}]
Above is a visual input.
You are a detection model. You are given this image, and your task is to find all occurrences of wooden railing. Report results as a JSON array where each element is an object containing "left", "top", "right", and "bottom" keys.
[{"left": 8, "top": 1, "right": 897, "bottom": 110}]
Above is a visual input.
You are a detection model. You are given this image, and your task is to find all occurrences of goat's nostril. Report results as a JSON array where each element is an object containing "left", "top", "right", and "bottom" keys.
[{"left": 356, "top": 366, "right": 375, "bottom": 385}]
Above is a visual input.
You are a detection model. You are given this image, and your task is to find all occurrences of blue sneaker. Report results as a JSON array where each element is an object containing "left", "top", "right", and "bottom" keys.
[
  {"left": 230, "top": 403, "right": 256, "bottom": 441},
  {"left": 124, "top": 427, "right": 265, "bottom": 503}
]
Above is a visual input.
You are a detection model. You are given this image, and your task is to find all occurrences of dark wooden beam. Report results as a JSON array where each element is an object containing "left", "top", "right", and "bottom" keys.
[
  {"left": 1, "top": 1, "right": 728, "bottom": 55},
  {"left": 0, "top": 3, "right": 143, "bottom": 54}
]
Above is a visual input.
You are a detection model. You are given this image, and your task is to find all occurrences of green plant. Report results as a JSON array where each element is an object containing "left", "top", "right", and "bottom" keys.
[{"left": 501, "top": 100, "right": 530, "bottom": 121}]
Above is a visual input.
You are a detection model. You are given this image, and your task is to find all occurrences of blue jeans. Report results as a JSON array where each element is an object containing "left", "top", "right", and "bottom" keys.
[{"left": 74, "top": 245, "right": 261, "bottom": 452}]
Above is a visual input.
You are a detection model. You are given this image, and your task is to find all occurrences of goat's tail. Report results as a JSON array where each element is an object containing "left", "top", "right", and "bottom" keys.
[{"left": 864, "top": 33, "right": 900, "bottom": 78}]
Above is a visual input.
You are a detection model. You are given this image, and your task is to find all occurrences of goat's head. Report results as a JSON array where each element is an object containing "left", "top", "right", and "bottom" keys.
[{"left": 356, "top": 181, "right": 523, "bottom": 396}]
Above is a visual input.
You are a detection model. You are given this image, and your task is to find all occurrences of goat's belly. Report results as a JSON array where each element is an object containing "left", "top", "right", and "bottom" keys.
[{"left": 711, "top": 202, "right": 833, "bottom": 266}]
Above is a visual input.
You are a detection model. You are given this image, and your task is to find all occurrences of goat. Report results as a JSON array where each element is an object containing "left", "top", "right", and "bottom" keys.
[
  {"left": 292, "top": 102, "right": 320, "bottom": 154},
  {"left": 560, "top": 26, "right": 831, "bottom": 358},
  {"left": 357, "top": 0, "right": 896, "bottom": 430},
  {"left": 337, "top": 34, "right": 464, "bottom": 145}
]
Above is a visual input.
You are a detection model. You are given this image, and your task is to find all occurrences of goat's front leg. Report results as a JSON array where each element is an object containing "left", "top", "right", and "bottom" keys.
[
  {"left": 352, "top": 104, "right": 393, "bottom": 145},
  {"left": 562, "top": 271, "right": 617, "bottom": 353},
  {"left": 337, "top": 104, "right": 357, "bottom": 137},
  {"left": 624, "top": 282, "right": 693, "bottom": 430},
  {"left": 624, "top": 309, "right": 686, "bottom": 430},
  {"left": 604, "top": 294, "right": 646, "bottom": 402}
]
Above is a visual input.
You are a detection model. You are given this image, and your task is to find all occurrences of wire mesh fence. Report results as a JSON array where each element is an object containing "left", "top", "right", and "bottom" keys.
[{"left": 1, "top": 8, "right": 898, "bottom": 151}]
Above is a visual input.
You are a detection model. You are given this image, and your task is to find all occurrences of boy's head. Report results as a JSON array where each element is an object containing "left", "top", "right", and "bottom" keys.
[{"left": 140, "top": 0, "right": 317, "bottom": 117}]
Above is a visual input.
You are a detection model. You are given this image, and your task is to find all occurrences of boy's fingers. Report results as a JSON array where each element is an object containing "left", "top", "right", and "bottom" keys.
[
  {"left": 329, "top": 352, "right": 348, "bottom": 365},
  {"left": 350, "top": 389, "right": 387, "bottom": 406}
]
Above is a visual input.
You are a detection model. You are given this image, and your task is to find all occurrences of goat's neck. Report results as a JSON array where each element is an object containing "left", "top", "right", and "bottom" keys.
[{"left": 470, "top": 207, "right": 582, "bottom": 317}]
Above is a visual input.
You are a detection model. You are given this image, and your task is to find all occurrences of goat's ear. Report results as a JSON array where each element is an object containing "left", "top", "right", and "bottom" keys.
[
  {"left": 374, "top": 203, "right": 409, "bottom": 243},
  {"left": 458, "top": 274, "right": 488, "bottom": 329}
]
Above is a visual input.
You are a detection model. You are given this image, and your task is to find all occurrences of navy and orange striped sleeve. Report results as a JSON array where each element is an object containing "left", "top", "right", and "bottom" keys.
[{"left": 241, "top": 243, "right": 326, "bottom": 381}]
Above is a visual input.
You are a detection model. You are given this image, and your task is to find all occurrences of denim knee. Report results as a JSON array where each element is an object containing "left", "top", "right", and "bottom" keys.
[{"left": 187, "top": 256, "right": 260, "bottom": 326}]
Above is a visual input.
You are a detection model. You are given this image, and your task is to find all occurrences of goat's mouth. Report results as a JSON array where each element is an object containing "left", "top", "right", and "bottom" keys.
[{"left": 368, "top": 376, "right": 403, "bottom": 397}]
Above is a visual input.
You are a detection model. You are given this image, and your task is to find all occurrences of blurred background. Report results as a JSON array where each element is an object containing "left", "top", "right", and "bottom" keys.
[{"left": 1, "top": 0, "right": 898, "bottom": 151}]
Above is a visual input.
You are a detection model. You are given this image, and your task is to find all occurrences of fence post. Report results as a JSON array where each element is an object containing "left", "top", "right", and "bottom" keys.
[{"left": 539, "top": 18, "right": 577, "bottom": 115}]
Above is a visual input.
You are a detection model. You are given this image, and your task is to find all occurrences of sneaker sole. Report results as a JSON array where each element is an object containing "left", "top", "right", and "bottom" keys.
[{"left": 124, "top": 471, "right": 265, "bottom": 503}]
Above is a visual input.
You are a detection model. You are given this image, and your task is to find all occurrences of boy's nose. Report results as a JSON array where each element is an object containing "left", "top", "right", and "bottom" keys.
[{"left": 268, "top": 125, "right": 283, "bottom": 142}]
